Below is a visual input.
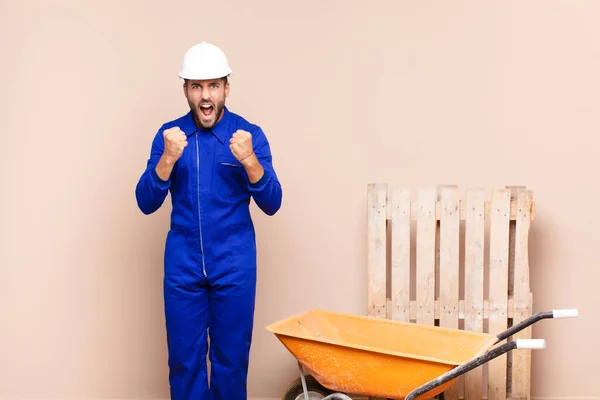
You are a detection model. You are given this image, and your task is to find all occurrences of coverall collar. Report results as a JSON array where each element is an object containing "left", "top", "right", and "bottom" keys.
[{"left": 181, "top": 106, "right": 232, "bottom": 144}]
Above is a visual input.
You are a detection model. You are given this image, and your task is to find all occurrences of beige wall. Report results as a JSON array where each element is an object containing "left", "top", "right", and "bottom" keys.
[{"left": 1, "top": 1, "right": 599, "bottom": 399}]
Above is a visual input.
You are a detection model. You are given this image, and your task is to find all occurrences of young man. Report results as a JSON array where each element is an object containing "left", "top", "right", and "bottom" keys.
[{"left": 135, "top": 42, "right": 283, "bottom": 400}]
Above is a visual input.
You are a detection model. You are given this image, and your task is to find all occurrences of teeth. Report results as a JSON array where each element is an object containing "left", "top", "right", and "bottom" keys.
[{"left": 201, "top": 105, "right": 212, "bottom": 108}]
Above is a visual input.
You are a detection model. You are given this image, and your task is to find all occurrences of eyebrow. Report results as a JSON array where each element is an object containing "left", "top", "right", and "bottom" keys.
[{"left": 191, "top": 81, "right": 220, "bottom": 86}]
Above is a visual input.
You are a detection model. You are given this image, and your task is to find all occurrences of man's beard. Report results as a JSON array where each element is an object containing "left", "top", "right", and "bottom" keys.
[{"left": 191, "top": 100, "right": 225, "bottom": 129}]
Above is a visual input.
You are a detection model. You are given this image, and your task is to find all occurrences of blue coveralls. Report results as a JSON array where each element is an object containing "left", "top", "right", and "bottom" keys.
[{"left": 135, "top": 106, "right": 282, "bottom": 400}]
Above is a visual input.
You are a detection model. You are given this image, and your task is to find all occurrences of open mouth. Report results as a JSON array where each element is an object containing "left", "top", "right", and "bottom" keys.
[{"left": 200, "top": 104, "right": 214, "bottom": 117}]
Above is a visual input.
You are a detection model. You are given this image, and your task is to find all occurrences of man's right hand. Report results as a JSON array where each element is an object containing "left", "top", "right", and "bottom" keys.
[
  {"left": 162, "top": 127, "right": 188, "bottom": 163},
  {"left": 155, "top": 127, "right": 187, "bottom": 181}
]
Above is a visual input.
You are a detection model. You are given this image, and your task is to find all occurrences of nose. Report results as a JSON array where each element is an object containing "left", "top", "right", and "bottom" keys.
[{"left": 201, "top": 88, "right": 211, "bottom": 100}]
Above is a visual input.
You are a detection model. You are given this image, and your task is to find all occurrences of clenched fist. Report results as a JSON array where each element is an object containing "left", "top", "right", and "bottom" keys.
[
  {"left": 162, "top": 127, "right": 188, "bottom": 163},
  {"left": 229, "top": 130, "right": 255, "bottom": 163}
]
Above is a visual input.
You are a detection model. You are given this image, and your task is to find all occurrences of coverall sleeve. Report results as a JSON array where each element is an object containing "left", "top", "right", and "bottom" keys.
[
  {"left": 135, "top": 127, "right": 171, "bottom": 215},
  {"left": 248, "top": 128, "right": 282, "bottom": 216}
]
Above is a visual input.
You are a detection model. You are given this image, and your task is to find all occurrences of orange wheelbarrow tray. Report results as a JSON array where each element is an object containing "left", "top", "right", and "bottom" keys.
[{"left": 265, "top": 308, "right": 578, "bottom": 400}]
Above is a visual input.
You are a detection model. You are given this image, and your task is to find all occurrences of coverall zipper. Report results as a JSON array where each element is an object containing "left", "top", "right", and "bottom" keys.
[{"left": 195, "top": 133, "right": 207, "bottom": 278}]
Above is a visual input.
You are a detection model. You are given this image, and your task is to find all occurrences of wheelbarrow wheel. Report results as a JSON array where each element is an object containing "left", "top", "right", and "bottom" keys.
[{"left": 282, "top": 374, "right": 334, "bottom": 400}]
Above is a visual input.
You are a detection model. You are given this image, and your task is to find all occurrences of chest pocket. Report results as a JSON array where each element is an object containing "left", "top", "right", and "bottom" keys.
[{"left": 214, "top": 156, "right": 248, "bottom": 197}]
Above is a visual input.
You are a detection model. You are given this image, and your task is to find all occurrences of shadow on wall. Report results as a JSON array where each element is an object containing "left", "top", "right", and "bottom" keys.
[{"left": 87, "top": 175, "right": 173, "bottom": 398}]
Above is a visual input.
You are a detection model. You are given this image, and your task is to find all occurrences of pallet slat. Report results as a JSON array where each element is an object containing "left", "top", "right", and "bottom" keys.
[
  {"left": 511, "top": 189, "right": 533, "bottom": 400},
  {"left": 416, "top": 188, "right": 437, "bottom": 325},
  {"left": 487, "top": 189, "right": 511, "bottom": 400},
  {"left": 391, "top": 188, "right": 411, "bottom": 323},
  {"left": 385, "top": 200, "right": 535, "bottom": 221},
  {"left": 464, "top": 188, "right": 486, "bottom": 400},
  {"left": 403, "top": 297, "right": 518, "bottom": 320},
  {"left": 367, "top": 183, "right": 387, "bottom": 319},
  {"left": 439, "top": 186, "right": 460, "bottom": 328},
  {"left": 439, "top": 186, "right": 461, "bottom": 400}
]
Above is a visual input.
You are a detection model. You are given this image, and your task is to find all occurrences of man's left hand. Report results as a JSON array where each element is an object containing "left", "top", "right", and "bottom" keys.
[
  {"left": 230, "top": 129, "right": 264, "bottom": 183},
  {"left": 230, "top": 130, "right": 255, "bottom": 164}
]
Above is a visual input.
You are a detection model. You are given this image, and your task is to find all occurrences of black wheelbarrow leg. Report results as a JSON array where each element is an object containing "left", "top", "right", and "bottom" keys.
[
  {"left": 296, "top": 361, "right": 352, "bottom": 400},
  {"left": 297, "top": 361, "right": 310, "bottom": 400}
]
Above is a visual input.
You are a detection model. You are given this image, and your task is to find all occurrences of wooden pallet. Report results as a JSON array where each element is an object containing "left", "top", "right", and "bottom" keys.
[{"left": 367, "top": 184, "right": 535, "bottom": 400}]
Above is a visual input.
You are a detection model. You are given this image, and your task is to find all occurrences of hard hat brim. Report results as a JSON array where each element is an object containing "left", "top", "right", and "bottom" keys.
[{"left": 178, "top": 68, "right": 232, "bottom": 80}]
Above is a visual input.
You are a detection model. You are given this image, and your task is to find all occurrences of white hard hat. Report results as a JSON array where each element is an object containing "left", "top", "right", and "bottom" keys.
[{"left": 178, "top": 42, "right": 232, "bottom": 80}]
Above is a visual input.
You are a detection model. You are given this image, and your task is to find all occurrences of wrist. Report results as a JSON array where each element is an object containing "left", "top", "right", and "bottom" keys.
[
  {"left": 160, "top": 153, "right": 177, "bottom": 167},
  {"left": 155, "top": 153, "right": 177, "bottom": 182},
  {"left": 240, "top": 152, "right": 259, "bottom": 168}
]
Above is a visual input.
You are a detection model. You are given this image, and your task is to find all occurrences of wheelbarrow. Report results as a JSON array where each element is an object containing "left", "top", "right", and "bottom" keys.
[{"left": 265, "top": 308, "right": 578, "bottom": 400}]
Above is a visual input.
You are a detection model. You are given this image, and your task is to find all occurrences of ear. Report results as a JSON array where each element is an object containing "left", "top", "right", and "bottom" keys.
[
  {"left": 182, "top": 80, "right": 188, "bottom": 97},
  {"left": 224, "top": 80, "right": 230, "bottom": 98}
]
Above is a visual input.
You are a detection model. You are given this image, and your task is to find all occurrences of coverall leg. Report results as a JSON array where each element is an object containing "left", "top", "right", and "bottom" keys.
[
  {"left": 207, "top": 262, "right": 257, "bottom": 400},
  {"left": 164, "top": 282, "right": 209, "bottom": 400},
  {"left": 163, "top": 227, "right": 210, "bottom": 400}
]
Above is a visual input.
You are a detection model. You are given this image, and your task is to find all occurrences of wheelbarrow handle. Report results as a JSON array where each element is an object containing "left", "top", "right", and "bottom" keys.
[
  {"left": 405, "top": 308, "right": 578, "bottom": 400},
  {"left": 553, "top": 309, "right": 578, "bottom": 318},
  {"left": 516, "top": 339, "right": 546, "bottom": 349},
  {"left": 495, "top": 308, "right": 578, "bottom": 343},
  {"left": 405, "top": 339, "right": 545, "bottom": 400}
]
